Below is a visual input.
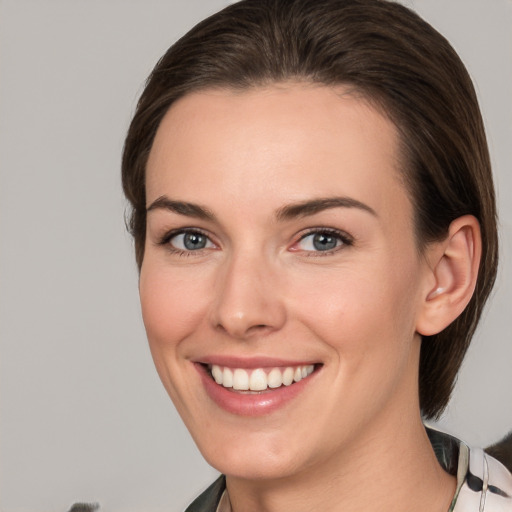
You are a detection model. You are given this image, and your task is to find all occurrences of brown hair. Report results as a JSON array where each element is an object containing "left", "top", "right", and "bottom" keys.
[{"left": 122, "top": 0, "right": 498, "bottom": 419}]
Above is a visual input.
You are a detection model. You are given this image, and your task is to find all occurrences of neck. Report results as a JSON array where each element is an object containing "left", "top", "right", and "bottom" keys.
[{"left": 226, "top": 412, "right": 456, "bottom": 512}]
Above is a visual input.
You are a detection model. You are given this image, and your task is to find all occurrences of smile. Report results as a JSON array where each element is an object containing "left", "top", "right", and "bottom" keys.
[
  {"left": 196, "top": 360, "right": 321, "bottom": 416},
  {"left": 209, "top": 364, "right": 315, "bottom": 392}
]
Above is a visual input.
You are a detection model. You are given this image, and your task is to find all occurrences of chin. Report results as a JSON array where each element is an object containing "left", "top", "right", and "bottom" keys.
[
  {"left": 207, "top": 451, "right": 305, "bottom": 481},
  {"left": 193, "top": 426, "right": 317, "bottom": 481}
]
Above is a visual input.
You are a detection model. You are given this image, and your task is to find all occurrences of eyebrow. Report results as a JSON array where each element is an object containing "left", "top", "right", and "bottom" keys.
[
  {"left": 146, "top": 195, "right": 377, "bottom": 222},
  {"left": 275, "top": 196, "right": 377, "bottom": 220},
  {"left": 146, "top": 196, "right": 216, "bottom": 221}
]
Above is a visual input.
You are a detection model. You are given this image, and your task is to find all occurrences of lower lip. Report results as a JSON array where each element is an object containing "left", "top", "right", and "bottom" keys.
[{"left": 195, "top": 364, "right": 318, "bottom": 417}]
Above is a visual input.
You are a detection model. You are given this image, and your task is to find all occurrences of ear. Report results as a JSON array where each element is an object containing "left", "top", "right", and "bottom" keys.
[{"left": 416, "top": 215, "right": 482, "bottom": 336}]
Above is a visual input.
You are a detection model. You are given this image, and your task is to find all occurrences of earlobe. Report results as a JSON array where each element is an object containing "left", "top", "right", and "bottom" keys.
[{"left": 416, "top": 215, "right": 481, "bottom": 336}]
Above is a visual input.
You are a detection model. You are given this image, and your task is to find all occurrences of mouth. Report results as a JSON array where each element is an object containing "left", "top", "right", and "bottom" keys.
[
  {"left": 195, "top": 360, "right": 321, "bottom": 416},
  {"left": 206, "top": 363, "right": 316, "bottom": 392}
]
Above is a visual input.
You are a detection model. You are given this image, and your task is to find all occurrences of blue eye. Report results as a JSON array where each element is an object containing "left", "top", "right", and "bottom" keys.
[
  {"left": 168, "top": 231, "right": 214, "bottom": 251},
  {"left": 296, "top": 230, "right": 350, "bottom": 252}
]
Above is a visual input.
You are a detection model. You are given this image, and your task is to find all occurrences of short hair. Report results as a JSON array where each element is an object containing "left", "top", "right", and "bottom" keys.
[{"left": 122, "top": 0, "right": 498, "bottom": 419}]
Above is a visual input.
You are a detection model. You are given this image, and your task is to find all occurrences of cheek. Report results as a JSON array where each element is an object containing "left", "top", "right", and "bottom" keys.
[
  {"left": 138, "top": 262, "right": 216, "bottom": 416},
  {"left": 289, "top": 256, "right": 422, "bottom": 358},
  {"left": 139, "top": 263, "right": 211, "bottom": 351}
]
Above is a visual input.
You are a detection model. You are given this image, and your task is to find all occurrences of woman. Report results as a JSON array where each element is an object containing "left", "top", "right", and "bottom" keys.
[{"left": 122, "top": 0, "right": 512, "bottom": 510}]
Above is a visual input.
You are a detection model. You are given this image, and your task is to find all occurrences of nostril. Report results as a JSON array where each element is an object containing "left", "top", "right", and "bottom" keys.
[{"left": 246, "top": 324, "right": 274, "bottom": 336}]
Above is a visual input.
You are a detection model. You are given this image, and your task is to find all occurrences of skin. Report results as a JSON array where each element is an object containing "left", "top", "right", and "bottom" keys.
[{"left": 140, "top": 84, "right": 460, "bottom": 512}]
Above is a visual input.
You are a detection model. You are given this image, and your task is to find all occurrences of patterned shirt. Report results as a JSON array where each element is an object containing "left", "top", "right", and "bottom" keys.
[
  {"left": 185, "top": 427, "right": 512, "bottom": 512},
  {"left": 427, "top": 427, "right": 512, "bottom": 511}
]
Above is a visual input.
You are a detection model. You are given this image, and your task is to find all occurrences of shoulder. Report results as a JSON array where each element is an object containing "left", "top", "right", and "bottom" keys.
[
  {"left": 185, "top": 475, "right": 226, "bottom": 512},
  {"left": 426, "top": 425, "right": 512, "bottom": 511},
  {"left": 454, "top": 446, "right": 512, "bottom": 511}
]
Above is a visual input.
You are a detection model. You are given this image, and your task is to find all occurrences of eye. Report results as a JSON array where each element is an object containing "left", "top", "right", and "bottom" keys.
[
  {"left": 165, "top": 230, "right": 215, "bottom": 252},
  {"left": 294, "top": 229, "right": 352, "bottom": 253}
]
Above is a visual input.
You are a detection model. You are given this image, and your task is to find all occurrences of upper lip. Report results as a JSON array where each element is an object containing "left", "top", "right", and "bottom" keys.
[{"left": 196, "top": 355, "right": 319, "bottom": 369}]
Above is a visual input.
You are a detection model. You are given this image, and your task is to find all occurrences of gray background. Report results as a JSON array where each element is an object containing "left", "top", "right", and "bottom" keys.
[{"left": 0, "top": 1, "right": 510, "bottom": 510}]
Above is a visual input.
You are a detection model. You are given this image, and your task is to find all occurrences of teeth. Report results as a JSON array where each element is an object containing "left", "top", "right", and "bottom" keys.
[
  {"left": 212, "top": 365, "right": 223, "bottom": 384},
  {"left": 223, "top": 367, "right": 233, "bottom": 388},
  {"left": 282, "top": 367, "right": 294, "bottom": 386},
  {"left": 267, "top": 368, "right": 283, "bottom": 388},
  {"left": 233, "top": 369, "right": 249, "bottom": 390},
  {"left": 209, "top": 364, "right": 315, "bottom": 391},
  {"left": 249, "top": 369, "right": 267, "bottom": 391}
]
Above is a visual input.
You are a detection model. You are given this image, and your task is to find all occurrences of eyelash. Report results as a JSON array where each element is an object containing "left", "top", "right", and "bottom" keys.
[
  {"left": 158, "top": 228, "right": 216, "bottom": 257},
  {"left": 293, "top": 228, "right": 353, "bottom": 257},
  {"left": 157, "top": 227, "right": 353, "bottom": 257}
]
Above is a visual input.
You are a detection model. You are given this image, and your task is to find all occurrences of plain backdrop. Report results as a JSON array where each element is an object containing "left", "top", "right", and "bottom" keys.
[{"left": 1, "top": 1, "right": 511, "bottom": 511}]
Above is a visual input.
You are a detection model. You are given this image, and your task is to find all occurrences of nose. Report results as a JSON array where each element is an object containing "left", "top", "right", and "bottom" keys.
[{"left": 210, "top": 251, "right": 287, "bottom": 340}]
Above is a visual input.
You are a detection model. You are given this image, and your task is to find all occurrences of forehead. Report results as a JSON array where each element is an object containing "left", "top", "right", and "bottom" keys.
[{"left": 146, "top": 83, "right": 410, "bottom": 224}]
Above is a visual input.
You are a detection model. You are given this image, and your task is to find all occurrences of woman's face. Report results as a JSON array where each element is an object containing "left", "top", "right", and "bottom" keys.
[{"left": 140, "top": 84, "right": 434, "bottom": 480}]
